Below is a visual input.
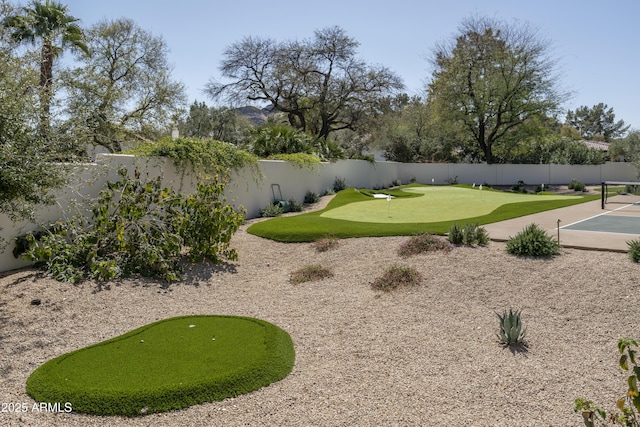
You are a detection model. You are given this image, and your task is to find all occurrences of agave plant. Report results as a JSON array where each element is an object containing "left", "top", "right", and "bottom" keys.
[{"left": 496, "top": 308, "right": 527, "bottom": 346}]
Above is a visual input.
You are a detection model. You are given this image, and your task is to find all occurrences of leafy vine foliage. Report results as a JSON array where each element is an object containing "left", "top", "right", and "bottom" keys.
[
  {"left": 575, "top": 338, "right": 640, "bottom": 426},
  {"left": 21, "top": 167, "right": 245, "bottom": 283}
]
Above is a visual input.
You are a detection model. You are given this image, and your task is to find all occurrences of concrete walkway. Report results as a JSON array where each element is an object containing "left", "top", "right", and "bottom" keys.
[{"left": 484, "top": 194, "right": 640, "bottom": 252}]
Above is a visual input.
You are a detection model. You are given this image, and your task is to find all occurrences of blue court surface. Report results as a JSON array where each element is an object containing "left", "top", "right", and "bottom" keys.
[{"left": 562, "top": 214, "right": 640, "bottom": 235}]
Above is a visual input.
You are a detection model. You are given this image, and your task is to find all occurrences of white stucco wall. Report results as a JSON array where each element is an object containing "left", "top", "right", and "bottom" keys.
[{"left": 1, "top": 156, "right": 636, "bottom": 273}]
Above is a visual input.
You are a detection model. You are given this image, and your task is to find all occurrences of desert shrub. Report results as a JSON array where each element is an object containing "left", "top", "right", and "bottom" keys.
[
  {"left": 304, "top": 191, "right": 320, "bottom": 204},
  {"left": 260, "top": 203, "right": 284, "bottom": 217},
  {"left": 289, "top": 265, "right": 334, "bottom": 284},
  {"left": 398, "top": 233, "right": 453, "bottom": 257},
  {"left": 324, "top": 187, "right": 335, "bottom": 195},
  {"left": 574, "top": 338, "right": 640, "bottom": 427},
  {"left": 409, "top": 176, "right": 417, "bottom": 183},
  {"left": 448, "top": 223, "right": 489, "bottom": 246},
  {"left": 371, "top": 264, "right": 423, "bottom": 292},
  {"left": 287, "top": 198, "right": 304, "bottom": 212},
  {"left": 625, "top": 184, "right": 639, "bottom": 194},
  {"left": 445, "top": 175, "right": 458, "bottom": 185},
  {"left": 511, "top": 180, "right": 528, "bottom": 193},
  {"left": 496, "top": 308, "right": 527, "bottom": 347},
  {"left": 392, "top": 179, "right": 402, "bottom": 187},
  {"left": 568, "top": 178, "right": 586, "bottom": 192},
  {"left": 312, "top": 235, "right": 339, "bottom": 252},
  {"left": 628, "top": 239, "right": 640, "bottom": 263},
  {"left": 505, "top": 223, "right": 560, "bottom": 257},
  {"left": 21, "top": 167, "right": 244, "bottom": 283},
  {"left": 333, "top": 176, "right": 347, "bottom": 192}
]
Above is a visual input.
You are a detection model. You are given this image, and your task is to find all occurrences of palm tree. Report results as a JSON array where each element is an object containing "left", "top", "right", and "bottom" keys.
[{"left": 2, "top": 0, "right": 88, "bottom": 137}]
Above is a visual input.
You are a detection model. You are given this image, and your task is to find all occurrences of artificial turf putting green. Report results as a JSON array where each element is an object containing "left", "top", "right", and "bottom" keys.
[
  {"left": 26, "top": 315, "right": 295, "bottom": 417},
  {"left": 322, "top": 186, "right": 576, "bottom": 223},
  {"left": 247, "top": 184, "right": 602, "bottom": 242}
]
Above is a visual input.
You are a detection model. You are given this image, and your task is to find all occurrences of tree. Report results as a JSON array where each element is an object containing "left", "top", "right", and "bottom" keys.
[
  {"left": 61, "top": 18, "right": 186, "bottom": 153},
  {"left": 206, "top": 26, "right": 404, "bottom": 141},
  {"left": 178, "top": 101, "right": 251, "bottom": 145},
  {"left": 565, "top": 103, "right": 630, "bottom": 141},
  {"left": 2, "top": 0, "right": 87, "bottom": 136},
  {"left": 610, "top": 130, "right": 640, "bottom": 175},
  {"left": 0, "top": 1, "right": 66, "bottom": 222},
  {"left": 426, "top": 16, "right": 567, "bottom": 163}
]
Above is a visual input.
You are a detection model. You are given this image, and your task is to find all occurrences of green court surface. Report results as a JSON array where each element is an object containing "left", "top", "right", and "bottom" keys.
[{"left": 321, "top": 186, "right": 575, "bottom": 224}]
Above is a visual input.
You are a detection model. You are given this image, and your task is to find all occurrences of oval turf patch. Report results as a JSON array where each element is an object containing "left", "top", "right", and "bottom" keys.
[{"left": 26, "top": 315, "right": 295, "bottom": 416}]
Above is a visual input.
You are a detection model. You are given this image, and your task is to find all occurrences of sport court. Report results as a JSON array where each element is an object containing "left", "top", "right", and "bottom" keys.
[{"left": 484, "top": 192, "right": 640, "bottom": 252}]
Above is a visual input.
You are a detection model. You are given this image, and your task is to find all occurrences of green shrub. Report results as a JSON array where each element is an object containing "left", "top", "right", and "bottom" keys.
[
  {"left": 447, "top": 223, "right": 489, "bottom": 246},
  {"left": 371, "top": 264, "right": 423, "bottom": 292},
  {"left": 126, "top": 137, "right": 257, "bottom": 176},
  {"left": 333, "top": 176, "right": 347, "bottom": 192},
  {"left": 287, "top": 198, "right": 304, "bottom": 212},
  {"left": 505, "top": 223, "right": 560, "bottom": 257},
  {"left": 628, "top": 239, "right": 640, "bottom": 263},
  {"left": 398, "top": 233, "right": 453, "bottom": 257},
  {"left": 568, "top": 178, "right": 586, "bottom": 192},
  {"left": 304, "top": 191, "right": 320, "bottom": 204},
  {"left": 496, "top": 308, "right": 527, "bottom": 347},
  {"left": 511, "top": 180, "right": 528, "bottom": 193},
  {"left": 289, "top": 265, "right": 334, "bottom": 284},
  {"left": 312, "top": 235, "right": 339, "bottom": 252},
  {"left": 21, "top": 167, "right": 244, "bottom": 283},
  {"left": 26, "top": 315, "right": 295, "bottom": 417},
  {"left": 260, "top": 203, "right": 284, "bottom": 218},
  {"left": 574, "top": 338, "right": 640, "bottom": 427}
]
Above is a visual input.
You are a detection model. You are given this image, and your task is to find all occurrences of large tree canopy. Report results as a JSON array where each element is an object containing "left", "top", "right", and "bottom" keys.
[
  {"left": 2, "top": 0, "right": 87, "bottom": 137},
  {"left": 206, "top": 26, "right": 404, "bottom": 141},
  {"left": 565, "top": 103, "right": 629, "bottom": 141},
  {"left": 0, "top": 2, "right": 65, "bottom": 220},
  {"left": 426, "top": 16, "right": 567, "bottom": 163},
  {"left": 61, "top": 18, "right": 186, "bottom": 153}
]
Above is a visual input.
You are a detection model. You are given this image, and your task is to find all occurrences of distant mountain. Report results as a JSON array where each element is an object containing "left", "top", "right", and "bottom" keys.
[{"left": 235, "top": 105, "right": 276, "bottom": 125}]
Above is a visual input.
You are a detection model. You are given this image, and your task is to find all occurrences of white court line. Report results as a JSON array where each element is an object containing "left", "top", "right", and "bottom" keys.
[{"left": 560, "top": 202, "right": 637, "bottom": 229}]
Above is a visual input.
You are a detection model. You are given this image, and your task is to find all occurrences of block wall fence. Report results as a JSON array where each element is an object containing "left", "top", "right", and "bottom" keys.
[{"left": 0, "top": 154, "right": 636, "bottom": 272}]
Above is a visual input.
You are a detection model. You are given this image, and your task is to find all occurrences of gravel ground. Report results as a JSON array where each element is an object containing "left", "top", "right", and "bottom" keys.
[{"left": 1, "top": 197, "right": 638, "bottom": 426}]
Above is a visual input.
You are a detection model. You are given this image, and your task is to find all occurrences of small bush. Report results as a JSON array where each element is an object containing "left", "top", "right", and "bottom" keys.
[
  {"left": 447, "top": 223, "right": 489, "bottom": 246},
  {"left": 505, "top": 223, "right": 560, "bottom": 257},
  {"left": 627, "top": 239, "right": 640, "bottom": 263},
  {"left": 496, "top": 308, "right": 527, "bottom": 347},
  {"left": 304, "top": 191, "right": 320, "bottom": 204},
  {"left": 568, "top": 179, "right": 586, "bottom": 192},
  {"left": 409, "top": 176, "right": 417, "bottom": 183},
  {"left": 312, "top": 235, "right": 339, "bottom": 252},
  {"left": 398, "top": 233, "right": 453, "bottom": 257},
  {"left": 511, "top": 180, "right": 528, "bottom": 193},
  {"left": 324, "top": 187, "right": 335, "bottom": 195},
  {"left": 392, "top": 179, "right": 402, "bottom": 187},
  {"left": 333, "top": 177, "right": 347, "bottom": 192},
  {"left": 260, "top": 203, "right": 284, "bottom": 217},
  {"left": 289, "top": 265, "right": 334, "bottom": 284},
  {"left": 371, "top": 264, "right": 423, "bottom": 292},
  {"left": 287, "top": 199, "right": 303, "bottom": 212}
]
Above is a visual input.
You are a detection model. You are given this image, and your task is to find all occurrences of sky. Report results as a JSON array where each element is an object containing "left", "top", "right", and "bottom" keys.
[{"left": 13, "top": 0, "right": 640, "bottom": 129}]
